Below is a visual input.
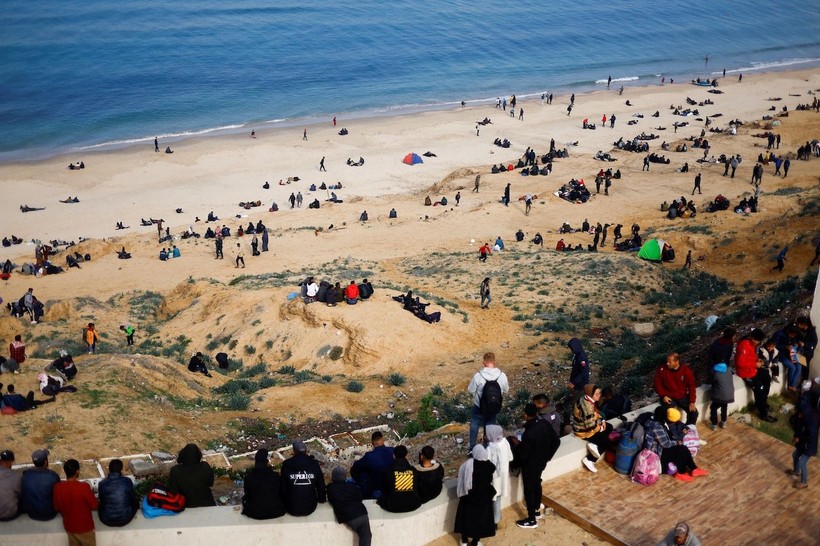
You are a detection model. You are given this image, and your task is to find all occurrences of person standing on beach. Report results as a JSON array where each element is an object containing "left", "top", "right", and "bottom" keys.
[
  {"left": 261, "top": 228, "right": 269, "bottom": 252},
  {"left": 682, "top": 250, "right": 693, "bottom": 270},
  {"left": 84, "top": 323, "right": 98, "bottom": 354},
  {"left": 738, "top": 74, "right": 742, "bottom": 82},
  {"left": 319, "top": 157, "right": 326, "bottom": 172},
  {"left": 519, "top": 108, "right": 524, "bottom": 121},
  {"left": 503, "top": 184, "right": 510, "bottom": 207},
  {"left": 289, "top": 193, "right": 296, "bottom": 209},
  {"left": 296, "top": 192, "right": 303, "bottom": 207},
  {"left": 643, "top": 156, "right": 650, "bottom": 171},
  {"left": 566, "top": 104, "right": 573, "bottom": 116},
  {"left": 235, "top": 243, "right": 245, "bottom": 269},
  {"left": 570, "top": 93, "right": 575, "bottom": 105},
  {"left": 692, "top": 173, "right": 702, "bottom": 195},
  {"left": 156, "top": 219, "right": 164, "bottom": 242},
  {"left": 303, "top": 129, "right": 308, "bottom": 140},
  {"left": 783, "top": 158, "right": 790, "bottom": 177},
  {"left": 455, "top": 191, "right": 461, "bottom": 206},
  {"left": 607, "top": 76, "right": 612, "bottom": 89},
  {"left": 154, "top": 138, "right": 159, "bottom": 152},
  {"left": 502, "top": 98, "right": 506, "bottom": 111},
  {"left": 215, "top": 235, "right": 224, "bottom": 259},
  {"left": 480, "top": 278, "right": 491, "bottom": 309},
  {"left": 723, "top": 68, "right": 726, "bottom": 78},
  {"left": 473, "top": 175, "right": 480, "bottom": 193},
  {"left": 332, "top": 116, "right": 336, "bottom": 126}
]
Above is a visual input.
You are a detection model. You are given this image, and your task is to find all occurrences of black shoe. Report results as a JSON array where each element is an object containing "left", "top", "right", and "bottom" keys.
[{"left": 516, "top": 518, "right": 538, "bottom": 529}]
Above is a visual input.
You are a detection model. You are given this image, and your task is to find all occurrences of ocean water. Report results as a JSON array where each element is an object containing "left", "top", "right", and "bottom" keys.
[{"left": 1, "top": 0, "right": 818, "bottom": 162}]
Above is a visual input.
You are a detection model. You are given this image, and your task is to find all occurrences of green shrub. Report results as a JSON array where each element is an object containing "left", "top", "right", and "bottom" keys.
[
  {"left": 213, "top": 379, "right": 259, "bottom": 395},
  {"left": 278, "top": 365, "right": 296, "bottom": 375},
  {"left": 259, "top": 376, "right": 278, "bottom": 389},
  {"left": 244, "top": 345, "right": 256, "bottom": 355},
  {"left": 387, "top": 372, "right": 406, "bottom": 386},
  {"left": 238, "top": 363, "right": 266, "bottom": 378},
  {"left": 329, "top": 346, "right": 344, "bottom": 360},
  {"left": 223, "top": 393, "right": 251, "bottom": 411},
  {"left": 346, "top": 380, "right": 365, "bottom": 393}
]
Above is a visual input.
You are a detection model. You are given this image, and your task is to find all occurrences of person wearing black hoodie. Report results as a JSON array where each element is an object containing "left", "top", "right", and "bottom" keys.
[
  {"left": 168, "top": 444, "right": 215, "bottom": 507},
  {"left": 513, "top": 404, "right": 560, "bottom": 529},
  {"left": 327, "top": 467, "right": 372, "bottom": 546},
  {"left": 241, "top": 449, "right": 286, "bottom": 520},
  {"left": 414, "top": 445, "right": 444, "bottom": 503},
  {"left": 707, "top": 328, "right": 735, "bottom": 366},
  {"left": 567, "top": 338, "right": 590, "bottom": 403},
  {"left": 280, "top": 441, "right": 326, "bottom": 516},
  {"left": 377, "top": 445, "right": 421, "bottom": 513}
]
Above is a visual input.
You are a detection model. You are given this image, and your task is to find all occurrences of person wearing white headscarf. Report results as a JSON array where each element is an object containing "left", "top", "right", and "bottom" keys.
[
  {"left": 485, "top": 425, "right": 513, "bottom": 524},
  {"left": 454, "top": 446, "right": 496, "bottom": 546}
]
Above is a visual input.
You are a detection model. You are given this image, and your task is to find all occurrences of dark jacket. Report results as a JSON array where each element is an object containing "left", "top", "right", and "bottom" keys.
[
  {"left": 20, "top": 467, "right": 60, "bottom": 521},
  {"left": 242, "top": 466, "right": 286, "bottom": 520},
  {"left": 350, "top": 445, "right": 394, "bottom": 499},
  {"left": 326, "top": 480, "right": 368, "bottom": 524},
  {"left": 98, "top": 471, "right": 137, "bottom": 526},
  {"left": 792, "top": 406, "right": 819, "bottom": 457},
  {"left": 168, "top": 444, "right": 215, "bottom": 507},
  {"left": 709, "top": 364, "right": 735, "bottom": 404},
  {"left": 280, "top": 453, "right": 326, "bottom": 516},
  {"left": 415, "top": 462, "right": 444, "bottom": 503},
  {"left": 536, "top": 405, "right": 563, "bottom": 436},
  {"left": 568, "top": 338, "right": 589, "bottom": 391},
  {"left": 377, "top": 458, "right": 421, "bottom": 513},
  {"left": 519, "top": 417, "right": 561, "bottom": 474},
  {"left": 707, "top": 336, "right": 734, "bottom": 365}
]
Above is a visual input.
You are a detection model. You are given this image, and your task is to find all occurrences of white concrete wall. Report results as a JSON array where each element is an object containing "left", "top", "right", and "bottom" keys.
[{"left": 0, "top": 376, "right": 763, "bottom": 546}]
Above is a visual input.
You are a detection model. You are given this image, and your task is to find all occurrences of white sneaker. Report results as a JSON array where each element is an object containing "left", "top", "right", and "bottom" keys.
[
  {"left": 587, "top": 443, "right": 602, "bottom": 460},
  {"left": 583, "top": 458, "right": 598, "bottom": 473}
]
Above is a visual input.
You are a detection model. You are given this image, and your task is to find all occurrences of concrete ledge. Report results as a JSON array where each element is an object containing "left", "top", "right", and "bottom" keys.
[{"left": 0, "top": 375, "right": 772, "bottom": 545}]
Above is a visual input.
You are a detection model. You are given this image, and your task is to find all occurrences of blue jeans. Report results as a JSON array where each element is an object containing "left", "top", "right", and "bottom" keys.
[
  {"left": 481, "top": 293, "right": 492, "bottom": 308},
  {"left": 469, "top": 405, "right": 498, "bottom": 450},
  {"left": 793, "top": 450, "right": 810, "bottom": 484},
  {"left": 783, "top": 359, "right": 801, "bottom": 388}
]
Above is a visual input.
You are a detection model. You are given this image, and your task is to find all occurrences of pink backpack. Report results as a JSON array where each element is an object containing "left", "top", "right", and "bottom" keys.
[
  {"left": 631, "top": 448, "right": 661, "bottom": 486},
  {"left": 682, "top": 425, "right": 700, "bottom": 457}
]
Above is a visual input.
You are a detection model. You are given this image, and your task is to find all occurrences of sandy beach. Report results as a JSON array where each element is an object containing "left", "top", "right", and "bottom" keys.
[{"left": 1, "top": 68, "right": 818, "bottom": 300}]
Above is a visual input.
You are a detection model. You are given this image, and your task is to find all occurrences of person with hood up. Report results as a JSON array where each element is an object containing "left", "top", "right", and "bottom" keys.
[
  {"left": 788, "top": 399, "right": 818, "bottom": 489},
  {"left": 657, "top": 522, "right": 702, "bottom": 546},
  {"left": 485, "top": 425, "right": 513, "bottom": 526},
  {"left": 327, "top": 466, "right": 372, "bottom": 546},
  {"left": 708, "top": 361, "right": 734, "bottom": 430},
  {"left": 241, "top": 449, "right": 285, "bottom": 520},
  {"left": 281, "top": 441, "right": 326, "bottom": 516},
  {"left": 453, "top": 445, "right": 496, "bottom": 545},
  {"left": 567, "top": 338, "right": 590, "bottom": 403},
  {"left": 467, "top": 352, "right": 510, "bottom": 450},
  {"left": 168, "top": 443, "right": 215, "bottom": 507}
]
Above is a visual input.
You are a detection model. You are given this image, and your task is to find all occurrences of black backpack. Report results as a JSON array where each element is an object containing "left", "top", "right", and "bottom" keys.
[{"left": 480, "top": 379, "right": 503, "bottom": 417}]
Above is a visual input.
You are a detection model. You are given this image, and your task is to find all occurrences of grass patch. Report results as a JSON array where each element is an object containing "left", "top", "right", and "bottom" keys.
[
  {"left": 346, "top": 380, "right": 365, "bottom": 393},
  {"left": 387, "top": 372, "right": 407, "bottom": 386}
]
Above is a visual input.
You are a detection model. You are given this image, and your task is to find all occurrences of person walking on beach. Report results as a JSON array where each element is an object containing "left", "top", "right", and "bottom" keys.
[
  {"left": 473, "top": 175, "right": 480, "bottom": 193},
  {"left": 289, "top": 193, "right": 296, "bottom": 209},
  {"left": 682, "top": 250, "right": 693, "bottom": 270},
  {"left": 503, "top": 184, "right": 510, "bottom": 207},
  {"left": 692, "top": 173, "right": 702, "bottom": 195},
  {"left": 455, "top": 191, "right": 461, "bottom": 206},
  {"left": 85, "top": 323, "right": 98, "bottom": 354},
  {"left": 480, "top": 278, "right": 491, "bottom": 309},
  {"left": 524, "top": 194, "right": 532, "bottom": 216},
  {"left": 332, "top": 116, "right": 336, "bottom": 126},
  {"left": 319, "top": 157, "right": 326, "bottom": 172},
  {"left": 607, "top": 76, "right": 612, "bottom": 89},
  {"left": 215, "top": 236, "right": 224, "bottom": 259},
  {"left": 738, "top": 73, "right": 742, "bottom": 82},
  {"left": 566, "top": 104, "right": 573, "bottom": 116},
  {"left": 296, "top": 192, "right": 303, "bottom": 208},
  {"left": 783, "top": 158, "right": 790, "bottom": 177},
  {"left": 570, "top": 93, "right": 575, "bottom": 105},
  {"left": 519, "top": 108, "right": 524, "bottom": 121},
  {"left": 154, "top": 138, "right": 159, "bottom": 153},
  {"left": 303, "top": 129, "right": 308, "bottom": 141},
  {"left": 643, "top": 156, "right": 650, "bottom": 171}
]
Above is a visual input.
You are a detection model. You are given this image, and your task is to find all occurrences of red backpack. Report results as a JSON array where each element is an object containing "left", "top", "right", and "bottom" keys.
[{"left": 146, "top": 483, "right": 185, "bottom": 512}]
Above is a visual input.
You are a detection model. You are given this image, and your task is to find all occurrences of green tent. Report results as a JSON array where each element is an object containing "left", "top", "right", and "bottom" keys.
[{"left": 638, "top": 238, "right": 665, "bottom": 262}]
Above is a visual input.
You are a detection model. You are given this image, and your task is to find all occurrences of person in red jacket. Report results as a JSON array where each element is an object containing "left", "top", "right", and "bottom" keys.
[
  {"left": 735, "top": 329, "right": 776, "bottom": 422},
  {"left": 653, "top": 353, "right": 699, "bottom": 425},
  {"left": 53, "top": 459, "right": 98, "bottom": 546},
  {"left": 345, "top": 281, "right": 360, "bottom": 305}
]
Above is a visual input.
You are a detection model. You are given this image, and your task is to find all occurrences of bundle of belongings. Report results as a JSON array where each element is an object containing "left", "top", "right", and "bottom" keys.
[{"left": 555, "top": 179, "right": 591, "bottom": 203}]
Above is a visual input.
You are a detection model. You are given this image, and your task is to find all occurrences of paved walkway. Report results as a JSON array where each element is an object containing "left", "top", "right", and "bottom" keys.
[{"left": 543, "top": 422, "right": 820, "bottom": 545}]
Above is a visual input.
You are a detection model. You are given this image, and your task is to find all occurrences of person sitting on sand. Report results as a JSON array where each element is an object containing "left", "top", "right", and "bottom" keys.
[
  {"left": 188, "top": 352, "right": 212, "bottom": 377},
  {"left": 345, "top": 281, "right": 360, "bottom": 305},
  {"left": 516, "top": 229, "right": 525, "bottom": 242},
  {"left": 117, "top": 247, "right": 131, "bottom": 259},
  {"left": 48, "top": 352, "right": 77, "bottom": 381},
  {"left": 532, "top": 233, "right": 543, "bottom": 246},
  {"left": 389, "top": 208, "right": 397, "bottom": 219},
  {"left": 165, "top": 146, "right": 173, "bottom": 154},
  {"left": 66, "top": 255, "right": 81, "bottom": 269},
  {"left": 207, "top": 211, "right": 219, "bottom": 222},
  {"left": 159, "top": 248, "right": 168, "bottom": 261},
  {"left": 38, "top": 373, "right": 77, "bottom": 396},
  {"left": 424, "top": 195, "right": 432, "bottom": 206},
  {"left": 359, "top": 211, "right": 368, "bottom": 222},
  {"left": 2, "top": 384, "right": 55, "bottom": 411}
]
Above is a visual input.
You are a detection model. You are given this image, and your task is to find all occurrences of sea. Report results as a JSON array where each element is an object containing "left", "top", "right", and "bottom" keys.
[{"left": 1, "top": 0, "right": 819, "bottom": 162}]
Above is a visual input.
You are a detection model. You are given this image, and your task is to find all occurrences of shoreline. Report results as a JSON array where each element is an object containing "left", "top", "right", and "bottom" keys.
[{"left": 2, "top": 60, "right": 819, "bottom": 165}]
